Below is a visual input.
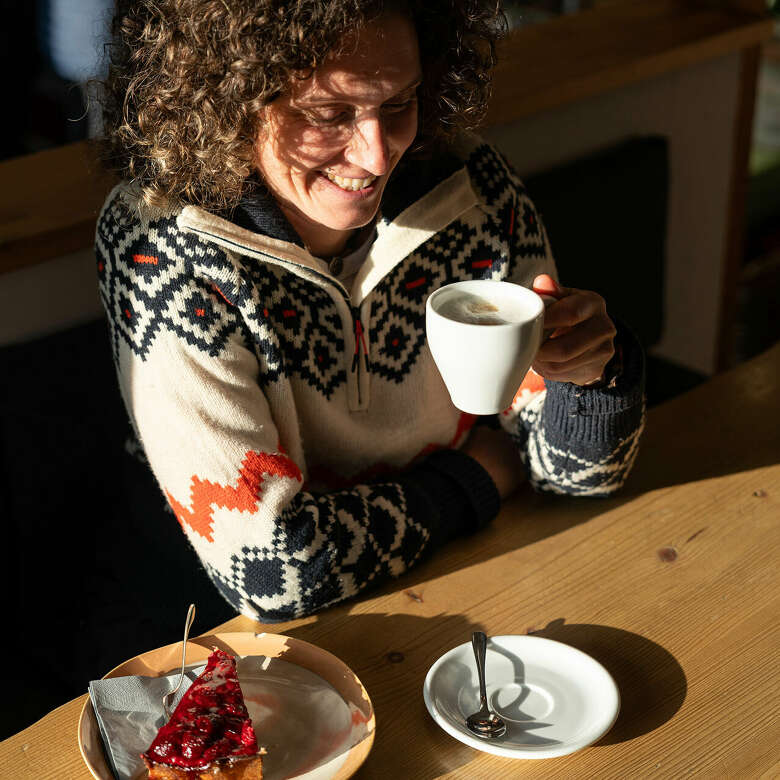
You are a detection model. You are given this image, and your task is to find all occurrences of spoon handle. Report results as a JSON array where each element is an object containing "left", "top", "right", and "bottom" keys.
[
  {"left": 163, "top": 603, "right": 196, "bottom": 719},
  {"left": 472, "top": 631, "right": 489, "bottom": 709}
]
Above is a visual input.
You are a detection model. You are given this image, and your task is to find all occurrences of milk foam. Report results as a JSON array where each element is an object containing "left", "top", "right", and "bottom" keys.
[{"left": 435, "top": 291, "right": 531, "bottom": 325}]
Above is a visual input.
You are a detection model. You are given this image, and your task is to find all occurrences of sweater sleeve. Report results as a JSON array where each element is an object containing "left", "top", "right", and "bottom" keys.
[
  {"left": 118, "top": 326, "right": 499, "bottom": 622},
  {"left": 487, "top": 145, "right": 646, "bottom": 495},
  {"left": 500, "top": 320, "right": 646, "bottom": 496}
]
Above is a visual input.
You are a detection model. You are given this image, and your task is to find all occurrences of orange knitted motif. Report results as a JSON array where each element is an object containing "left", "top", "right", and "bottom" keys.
[{"left": 167, "top": 449, "right": 303, "bottom": 542}]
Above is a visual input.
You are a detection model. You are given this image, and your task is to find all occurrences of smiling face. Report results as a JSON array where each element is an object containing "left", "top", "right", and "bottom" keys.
[{"left": 254, "top": 12, "right": 421, "bottom": 258}]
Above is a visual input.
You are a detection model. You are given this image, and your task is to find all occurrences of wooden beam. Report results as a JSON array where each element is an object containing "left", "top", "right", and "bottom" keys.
[
  {"left": 0, "top": 0, "right": 773, "bottom": 277},
  {"left": 485, "top": 0, "right": 773, "bottom": 126},
  {"left": 0, "top": 143, "right": 114, "bottom": 275},
  {"left": 717, "top": 44, "right": 764, "bottom": 369}
]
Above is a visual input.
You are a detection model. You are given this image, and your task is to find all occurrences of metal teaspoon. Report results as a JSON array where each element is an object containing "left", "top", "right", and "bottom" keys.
[
  {"left": 162, "top": 603, "right": 196, "bottom": 719},
  {"left": 466, "top": 631, "right": 507, "bottom": 739}
]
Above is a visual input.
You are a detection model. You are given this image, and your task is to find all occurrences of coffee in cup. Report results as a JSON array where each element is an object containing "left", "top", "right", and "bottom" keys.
[
  {"left": 426, "top": 280, "right": 546, "bottom": 415},
  {"left": 434, "top": 290, "right": 535, "bottom": 327}
]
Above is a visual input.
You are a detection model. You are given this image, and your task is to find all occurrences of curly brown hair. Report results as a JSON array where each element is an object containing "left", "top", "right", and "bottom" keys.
[{"left": 101, "top": 0, "right": 506, "bottom": 210}]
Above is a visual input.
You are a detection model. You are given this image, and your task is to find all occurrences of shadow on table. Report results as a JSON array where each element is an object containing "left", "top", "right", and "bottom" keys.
[
  {"left": 530, "top": 617, "right": 687, "bottom": 746},
  {"left": 272, "top": 611, "right": 493, "bottom": 779},
  {"left": 281, "top": 612, "right": 686, "bottom": 777},
  {"left": 386, "top": 389, "right": 778, "bottom": 600},
  {"left": 381, "top": 483, "right": 624, "bottom": 599}
]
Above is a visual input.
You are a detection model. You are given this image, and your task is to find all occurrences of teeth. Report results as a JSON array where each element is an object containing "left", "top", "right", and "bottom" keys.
[{"left": 325, "top": 172, "right": 377, "bottom": 191}]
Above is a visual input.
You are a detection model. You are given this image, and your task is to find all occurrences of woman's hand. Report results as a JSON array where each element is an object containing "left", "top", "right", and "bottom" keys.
[
  {"left": 460, "top": 426, "right": 525, "bottom": 500},
  {"left": 531, "top": 274, "right": 616, "bottom": 386}
]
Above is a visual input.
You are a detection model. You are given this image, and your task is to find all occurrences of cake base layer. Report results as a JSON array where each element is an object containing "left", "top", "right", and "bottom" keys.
[{"left": 144, "top": 753, "right": 264, "bottom": 779}]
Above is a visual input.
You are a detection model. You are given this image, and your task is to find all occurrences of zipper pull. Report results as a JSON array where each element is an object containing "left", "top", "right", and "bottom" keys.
[
  {"left": 356, "top": 317, "right": 370, "bottom": 373},
  {"left": 351, "top": 315, "right": 371, "bottom": 373},
  {"left": 352, "top": 318, "right": 360, "bottom": 373},
  {"left": 351, "top": 314, "right": 361, "bottom": 373}
]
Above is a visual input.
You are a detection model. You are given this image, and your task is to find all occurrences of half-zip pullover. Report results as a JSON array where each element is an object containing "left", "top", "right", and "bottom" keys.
[{"left": 96, "top": 133, "right": 645, "bottom": 621}]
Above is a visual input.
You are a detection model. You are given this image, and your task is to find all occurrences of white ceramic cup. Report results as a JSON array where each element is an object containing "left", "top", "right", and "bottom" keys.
[{"left": 426, "top": 280, "right": 546, "bottom": 415}]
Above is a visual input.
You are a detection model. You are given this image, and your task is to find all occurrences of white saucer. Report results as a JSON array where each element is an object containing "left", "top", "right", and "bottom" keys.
[{"left": 423, "top": 635, "right": 619, "bottom": 759}]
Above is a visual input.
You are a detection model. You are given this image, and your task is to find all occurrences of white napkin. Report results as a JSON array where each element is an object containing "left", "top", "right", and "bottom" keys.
[{"left": 88, "top": 665, "right": 205, "bottom": 780}]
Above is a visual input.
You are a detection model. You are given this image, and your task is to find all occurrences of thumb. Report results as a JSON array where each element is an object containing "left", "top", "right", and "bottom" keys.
[{"left": 532, "top": 273, "right": 564, "bottom": 299}]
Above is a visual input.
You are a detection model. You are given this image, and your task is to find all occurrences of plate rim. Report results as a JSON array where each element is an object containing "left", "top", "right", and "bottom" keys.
[
  {"left": 422, "top": 634, "right": 620, "bottom": 760},
  {"left": 78, "top": 630, "right": 376, "bottom": 780}
]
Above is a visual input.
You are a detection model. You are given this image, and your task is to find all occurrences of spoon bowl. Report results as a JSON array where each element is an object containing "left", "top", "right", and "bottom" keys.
[
  {"left": 466, "top": 631, "right": 507, "bottom": 739},
  {"left": 466, "top": 711, "right": 507, "bottom": 738}
]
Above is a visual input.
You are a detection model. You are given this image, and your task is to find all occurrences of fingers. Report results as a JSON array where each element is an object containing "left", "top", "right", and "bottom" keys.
[
  {"left": 533, "top": 338, "right": 614, "bottom": 385},
  {"left": 542, "top": 289, "right": 607, "bottom": 330},
  {"left": 530, "top": 281, "right": 617, "bottom": 385},
  {"left": 537, "top": 314, "right": 616, "bottom": 364},
  {"left": 534, "top": 290, "right": 616, "bottom": 385}
]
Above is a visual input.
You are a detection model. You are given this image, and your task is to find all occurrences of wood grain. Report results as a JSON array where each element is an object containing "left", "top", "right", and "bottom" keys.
[{"left": 2, "top": 342, "right": 778, "bottom": 779}]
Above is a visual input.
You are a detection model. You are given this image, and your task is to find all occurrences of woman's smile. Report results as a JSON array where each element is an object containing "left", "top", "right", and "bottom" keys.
[{"left": 323, "top": 171, "right": 378, "bottom": 192}]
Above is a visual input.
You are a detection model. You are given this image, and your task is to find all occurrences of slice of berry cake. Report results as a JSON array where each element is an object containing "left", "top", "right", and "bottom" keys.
[{"left": 142, "top": 648, "right": 265, "bottom": 779}]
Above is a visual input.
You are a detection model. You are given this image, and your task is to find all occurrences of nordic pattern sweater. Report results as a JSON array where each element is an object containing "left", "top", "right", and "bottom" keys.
[{"left": 95, "top": 135, "right": 646, "bottom": 622}]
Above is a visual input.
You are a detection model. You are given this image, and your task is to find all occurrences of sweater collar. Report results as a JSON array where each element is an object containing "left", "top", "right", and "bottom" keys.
[
  {"left": 224, "top": 153, "right": 462, "bottom": 245},
  {"left": 178, "top": 149, "right": 478, "bottom": 304},
  {"left": 225, "top": 177, "right": 304, "bottom": 247}
]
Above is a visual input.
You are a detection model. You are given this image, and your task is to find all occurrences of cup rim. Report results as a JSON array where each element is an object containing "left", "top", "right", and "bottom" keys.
[{"left": 426, "top": 280, "right": 544, "bottom": 328}]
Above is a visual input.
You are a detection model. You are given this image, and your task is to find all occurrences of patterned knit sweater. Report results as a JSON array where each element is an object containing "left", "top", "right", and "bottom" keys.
[{"left": 95, "top": 135, "right": 645, "bottom": 622}]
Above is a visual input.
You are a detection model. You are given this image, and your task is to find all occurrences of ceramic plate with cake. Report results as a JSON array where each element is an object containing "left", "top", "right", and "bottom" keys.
[{"left": 78, "top": 632, "right": 375, "bottom": 780}]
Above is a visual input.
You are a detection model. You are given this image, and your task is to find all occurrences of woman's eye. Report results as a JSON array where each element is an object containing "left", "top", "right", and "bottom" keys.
[
  {"left": 303, "top": 109, "right": 349, "bottom": 126},
  {"left": 382, "top": 98, "right": 416, "bottom": 114}
]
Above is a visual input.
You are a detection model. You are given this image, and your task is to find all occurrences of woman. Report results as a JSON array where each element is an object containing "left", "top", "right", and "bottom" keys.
[{"left": 97, "top": 0, "right": 644, "bottom": 622}]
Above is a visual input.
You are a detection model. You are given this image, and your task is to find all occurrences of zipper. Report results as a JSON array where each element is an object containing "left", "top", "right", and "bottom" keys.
[{"left": 350, "top": 307, "right": 371, "bottom": 409}]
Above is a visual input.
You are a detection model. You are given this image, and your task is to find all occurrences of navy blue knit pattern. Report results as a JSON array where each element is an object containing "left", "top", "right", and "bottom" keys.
[
  {"left": 507, "top": 324, "right": 646, "bottom": 496},
  {"left": 204, "top": 451, "right": 497, "bottom": 621},
  {"left": 240, "top": 264, "right": 347, "bottom": 397},
  {"left": 96, "top": 201, "right": 245, "bottom": 363}
]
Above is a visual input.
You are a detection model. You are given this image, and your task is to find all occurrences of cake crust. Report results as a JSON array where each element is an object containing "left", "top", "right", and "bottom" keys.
[{"left": 143, "top": 753, "right": 264, "bottom": 779}]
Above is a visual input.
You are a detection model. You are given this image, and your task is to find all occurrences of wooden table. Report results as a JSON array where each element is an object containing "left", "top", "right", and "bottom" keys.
[{"left": 3, "top": 342, "right": 779, "bottom": 779}]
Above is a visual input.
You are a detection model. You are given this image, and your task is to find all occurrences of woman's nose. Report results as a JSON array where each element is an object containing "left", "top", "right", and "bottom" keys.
[{"left": 346, "top": 115, "right": 390, "bottom": 176}]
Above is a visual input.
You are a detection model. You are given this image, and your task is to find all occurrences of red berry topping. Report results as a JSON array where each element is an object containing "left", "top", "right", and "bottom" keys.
[
  {"left": 180, "top": 735, "right": 205, "bottom": 760},
  {"left": 142, "top": 649, "right": 260, "bottom": 770},
  {"left": 241, "top": 720, "right": 257, "bottom": 747}
]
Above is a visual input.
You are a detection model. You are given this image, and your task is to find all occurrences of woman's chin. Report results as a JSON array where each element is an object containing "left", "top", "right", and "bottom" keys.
[{"left": 314, "top": 203, "right": 382, "bottom": 233}]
